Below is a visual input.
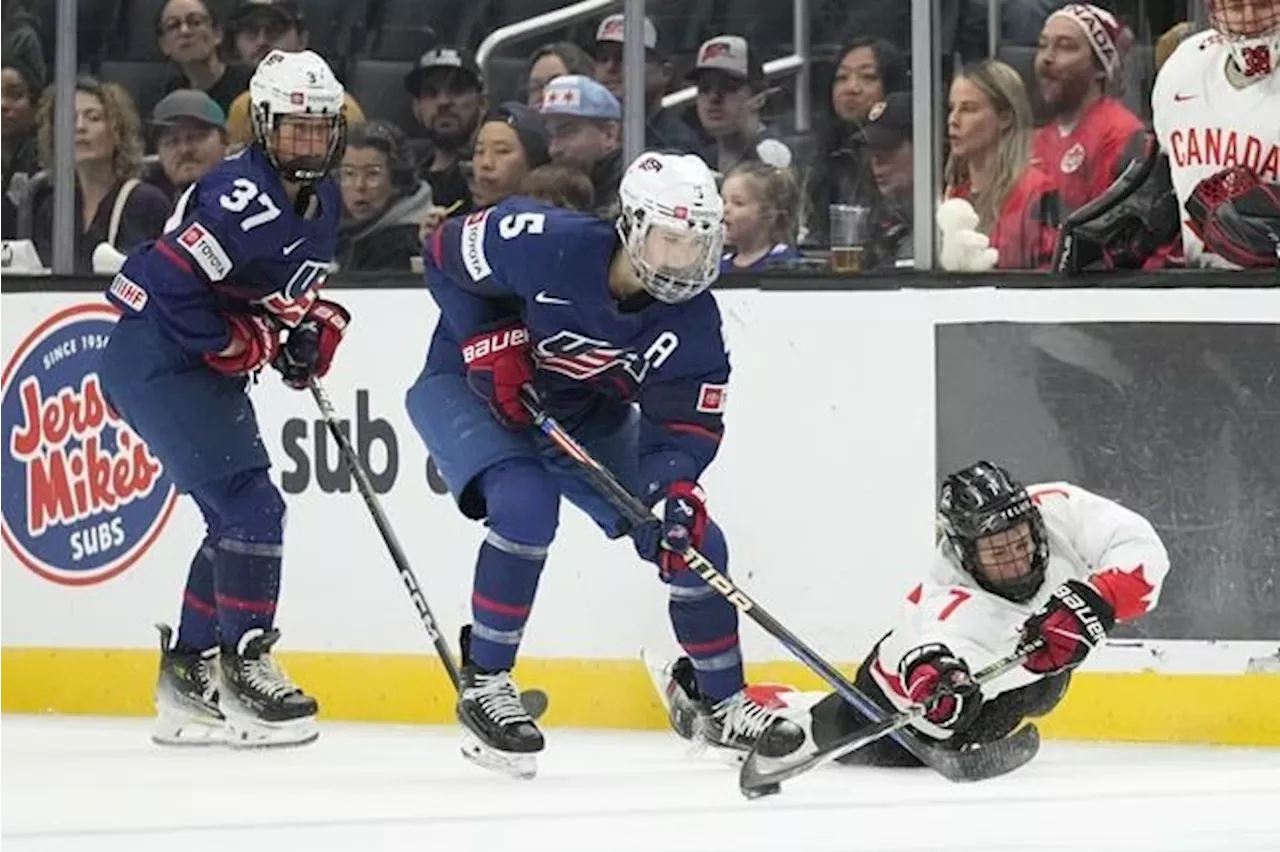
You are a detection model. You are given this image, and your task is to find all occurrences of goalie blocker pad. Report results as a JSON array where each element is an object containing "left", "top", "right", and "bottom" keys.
[{"left": 1052, "top": 132, "right": 1181, "bottom": 275}]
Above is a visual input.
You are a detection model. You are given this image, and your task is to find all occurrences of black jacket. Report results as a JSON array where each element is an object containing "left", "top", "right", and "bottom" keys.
[{"left": 336, "top": 181, "right": 434, "bottom": 273}]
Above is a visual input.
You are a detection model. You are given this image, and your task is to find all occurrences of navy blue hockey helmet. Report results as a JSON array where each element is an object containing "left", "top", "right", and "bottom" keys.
[{"left": 937, "top": 461, "right": 1049, "bottom": 603}]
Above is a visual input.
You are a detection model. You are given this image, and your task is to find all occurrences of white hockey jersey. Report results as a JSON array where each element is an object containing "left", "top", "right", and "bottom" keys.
[
  {"left": 1151, "top": 29, "right": 1280, "bottom": 269},
  {"left": 868, "top": 481, "right": 1170, "bottom": 739}
]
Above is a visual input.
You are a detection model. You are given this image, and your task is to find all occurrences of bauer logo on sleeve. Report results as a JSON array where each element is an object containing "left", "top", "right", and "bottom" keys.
[{"left": 1, "top": 303, "right": 177, "bottom": 585}]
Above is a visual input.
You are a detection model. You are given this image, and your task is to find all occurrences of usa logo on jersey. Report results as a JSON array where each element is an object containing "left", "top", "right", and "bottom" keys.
[
  {"left": 535, "top": 331, "right": 651, "bottom": 385},
  {"left": 1, "top": 304, "right": 177, "bottom": 585}
]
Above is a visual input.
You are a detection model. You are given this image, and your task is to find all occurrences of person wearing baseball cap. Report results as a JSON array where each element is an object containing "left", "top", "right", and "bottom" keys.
[
  {"left": 223, "top": 1, "right": 367, "bottom": 148},
  {"left": 406, "top": 46, "right": 487, "bottom": 211},
  {"left": 591, "top": 13, "right": 701, "bottom": 155},
  {"left": 861, "top": 92, "right": 915, "bottom": 268},
  {"left": 540, "top": 74, "right": 625, "bottom": 215},
  {"left": 148, "top": 89, "right": 229, "bottom": 200},
  {"left": 1032, "top": 3, "right": 1145, "bottom": 215},
  {"left": 689, "top": 34, "right": 790, "bottom": 174}
]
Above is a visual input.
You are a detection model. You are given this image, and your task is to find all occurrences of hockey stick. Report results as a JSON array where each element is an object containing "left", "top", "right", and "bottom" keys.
[
  {"left": 520, "top": 390, "right": 1035, "bottom": 782},
  {"left": 739, "top": 640, "right": 1043, "bottom": 798},
  {"left": 307, "top": 378, "right": 548, "bottom": 719}
]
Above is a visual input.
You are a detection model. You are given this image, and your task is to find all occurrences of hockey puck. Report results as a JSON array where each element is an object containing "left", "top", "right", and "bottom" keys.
[
  {"left": 520, "top": 689, "right": 549, "bottom": 720},
  {"left": 742, "top": 782, "right": 781, "bottom": 800}
]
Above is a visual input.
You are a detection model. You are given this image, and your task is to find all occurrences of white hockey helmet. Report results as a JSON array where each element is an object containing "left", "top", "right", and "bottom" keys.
[
  {"left": 249, "top": 49, "right": 347, "bottom": 184},
  {"left": 617, "top": 152, "right": 725, "bottom": 304},
  {"left": 1207, "top": 0, "right": 1280, "bottom": 78}
]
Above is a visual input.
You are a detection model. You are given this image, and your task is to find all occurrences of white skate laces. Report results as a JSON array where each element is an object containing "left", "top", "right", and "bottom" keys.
[
  {"left": 708, "top": 690, "right": 777, "bottom": 745},
  {"left": 469, "top": 672, "right": 533, "bottom": 726},
  {"left": 239, "top": 654, "right": 300, "bottom": 700}
]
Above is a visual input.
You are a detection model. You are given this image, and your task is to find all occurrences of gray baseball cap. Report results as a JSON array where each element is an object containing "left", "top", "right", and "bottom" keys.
[{"left": 152, "top": 89, "right": 227, "bottom": 129}]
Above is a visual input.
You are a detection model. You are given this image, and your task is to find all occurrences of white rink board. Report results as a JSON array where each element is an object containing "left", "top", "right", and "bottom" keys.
[{"left": 3, "top": 286, "right": 1278, "bottom": 670}]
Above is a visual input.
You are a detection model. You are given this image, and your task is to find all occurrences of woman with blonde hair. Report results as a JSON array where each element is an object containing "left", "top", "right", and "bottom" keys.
[
  {"left": 943, "top": 59, "right": 1061, "bottom": 270},
  {"left": 31, "top": 76, "right": 169, "bottom": 272}
]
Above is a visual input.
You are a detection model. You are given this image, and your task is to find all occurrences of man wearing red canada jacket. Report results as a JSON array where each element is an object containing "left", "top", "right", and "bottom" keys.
[{"left": 1033, "top": 4, "right": 1147, "bottom": 215}]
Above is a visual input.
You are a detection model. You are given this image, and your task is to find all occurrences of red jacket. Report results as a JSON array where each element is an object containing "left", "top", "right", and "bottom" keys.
[
  {"left": 950, "top": 165, "right": 1062, "bottom": 270},
  {"left": 1033, "top": 97, "right": 1146, "bottom": 215}
]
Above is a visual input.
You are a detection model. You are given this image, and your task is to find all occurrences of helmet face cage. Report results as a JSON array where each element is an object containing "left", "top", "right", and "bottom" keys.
[
  {"left": 252, "top": 106, "right": 347, "bottom": 185},
  {"left": 1208, "top": 0, "right": 1280, "bottom": 77},
  {"left": 938, "top": 463, "right": 1049, "bottom": 603},
  {"left": 616, "top": 205, "right": 724, "bottom": 303}
]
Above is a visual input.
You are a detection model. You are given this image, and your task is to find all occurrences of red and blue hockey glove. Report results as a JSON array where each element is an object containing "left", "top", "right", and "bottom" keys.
[
  {"left": 633, "top": 481, "right": 709, "bottom": 579},
  {"left": 1185, "top": 165, "right": 1280, "bottom": 268},
  {"left": 1020, "top": 579, "right": 1116, "bottom": 674},
  {"left": 273, "top": 299, "right": 350, "bottom": 390},
  {"left": 204, "top": 313, "right": 280, "bottom": 377},
  {"left": 462, "top": 322, "right": 534, "bottom": 430},
  {"left": 901, "top": 644, "right": 983, "bottom": 731}
]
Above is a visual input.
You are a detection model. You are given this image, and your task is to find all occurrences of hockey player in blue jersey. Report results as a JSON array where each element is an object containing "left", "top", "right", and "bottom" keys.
[
  {"left": 97, "top": 50, "right": 350, "bottom": 748},
  {"left": 406, "top": 150, "right": 803, "bottom": 777}
]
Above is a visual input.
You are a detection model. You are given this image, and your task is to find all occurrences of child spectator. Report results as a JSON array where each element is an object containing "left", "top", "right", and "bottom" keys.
[
  {"left": 720, "top": 161, "right": 801, "bottom": 272},
  {"left": 944, "top": 60, "right": 1062, "bottom": 270},
  {"left": 520, "top": 163, "right": 595, "bottom": 212}
]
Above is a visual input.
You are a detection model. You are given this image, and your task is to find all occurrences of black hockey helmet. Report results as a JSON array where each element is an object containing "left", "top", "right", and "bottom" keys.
[{"left": 937, "top": 461, "right": 1049, "bottom": 603}]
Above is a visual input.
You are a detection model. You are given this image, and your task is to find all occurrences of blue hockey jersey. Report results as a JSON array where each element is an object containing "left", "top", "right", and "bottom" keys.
[
  {"left": 423, "top": 196, "right": 732, "bottom": 495},
  {"left": 104, "top": 147, "right": 341, "bottom": 355}
]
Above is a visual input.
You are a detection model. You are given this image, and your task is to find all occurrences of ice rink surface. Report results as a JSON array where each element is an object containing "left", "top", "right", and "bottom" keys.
[{"left": 3, "top": 715, "right": 1278, "bottom": 852}]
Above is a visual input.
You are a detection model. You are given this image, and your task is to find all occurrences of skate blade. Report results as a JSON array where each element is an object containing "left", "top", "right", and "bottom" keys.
[
  {"left": 219, "top": 701, "right": 318, "bottom": 749},
  {"left": 460, "top": 730, "right": 537, "bottom": 780},
  {"left": 152, "top": 708, "right": 227, "bottom": 747},
  {"left": 640, "top": 648, "right": 700, "bottom": 743}
]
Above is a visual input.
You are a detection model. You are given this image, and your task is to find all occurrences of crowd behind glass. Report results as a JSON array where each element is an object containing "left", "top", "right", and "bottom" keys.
[{"left": 0, "top": 0, "right": 1262, "bottom": 277}]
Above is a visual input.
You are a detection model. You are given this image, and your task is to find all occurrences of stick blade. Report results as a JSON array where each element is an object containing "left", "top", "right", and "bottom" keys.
[{"left": 925, "top": 723, "right": 1041, "bottom": 782}]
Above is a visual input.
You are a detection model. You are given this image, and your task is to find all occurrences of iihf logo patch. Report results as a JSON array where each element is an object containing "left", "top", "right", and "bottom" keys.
[{"left": 1, "top": 303, "right": 176, "bottom": 585}]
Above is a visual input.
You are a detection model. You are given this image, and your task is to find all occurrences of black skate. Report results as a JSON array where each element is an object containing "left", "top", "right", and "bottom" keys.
[
  {"left": 643, "top": 651, "right": 804, "bottom": 758},
  {"left": 457, "top": 626, "right": 544, "bottom": 779},
  {"left": 217, "top": 627, "right": 318, "bottom": 748},
  {"left": 152, "top": 623, "right": 225, "bottom": 746}
]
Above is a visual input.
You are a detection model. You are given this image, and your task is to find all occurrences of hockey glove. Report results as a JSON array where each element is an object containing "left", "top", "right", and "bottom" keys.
[
  {"left": 901, "top": 644, "right": 983, "bottom": 731},
  {"left": 273, "top": 299, "right": 350, "bottom": 390},
  {"left": 462, "top": 322, "right": 535, "bottom": 430},
  {"left": 1185, "top": 165, "right": 1280, "bottom": 268},
  {"left": 204, "top": 313, "right": 280, "bottom": 377},
  {"left": 632, "top": 481, "right": 710, "bottom": 579},
  {"left": 1020, "top": 579, "right": 1116, "bottom": 675}
]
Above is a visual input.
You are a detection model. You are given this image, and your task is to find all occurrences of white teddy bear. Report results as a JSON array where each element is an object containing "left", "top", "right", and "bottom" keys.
[{"left": 936, "top": 198, "right": 999, "bottom": 272}]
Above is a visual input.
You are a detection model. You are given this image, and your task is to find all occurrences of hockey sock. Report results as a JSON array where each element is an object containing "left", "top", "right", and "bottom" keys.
[
  {"left": 665, "top": 522, "right": 743, "bottom": 702},
  {"left": 197, "top": 469, "right": 286, "bottom": 650},
  {"left": 468, "top": 458, "right": 557, "bottom": 673},
  {"left": 175, "top": 537, "right": 218, "bottom": 652}
]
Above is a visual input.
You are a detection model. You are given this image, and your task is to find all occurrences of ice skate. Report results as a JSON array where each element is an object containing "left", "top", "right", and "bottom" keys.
[
  {"left": 152, "top": 623, "right": 225, "bottom": 746},
  {"left": 457, "top": 627, "right": 544, "bottom": 779},
  {"left": 217, "top": 627, "right": 318, "bottom": 748},
  {"left": 642, "top": 650, "right": 805, "bottom": 758}
]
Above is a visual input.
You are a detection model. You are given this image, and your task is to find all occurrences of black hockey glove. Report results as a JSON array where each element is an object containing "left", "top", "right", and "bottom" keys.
[
  {"left": 1185, "top": 165, "right": 1280, "bottom": 268},
  {"left": 901, "top": 644, "right": 983, "bottom": 731}
]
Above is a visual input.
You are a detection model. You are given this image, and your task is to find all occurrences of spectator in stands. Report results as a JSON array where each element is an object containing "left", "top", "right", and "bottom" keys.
[
  {"left": 1032, "top": 3, "right": 1144, "bottom": 215},
  {"left": 590, "top": 14, "right": 701, "bottom": 154},
  {"left": 690, "top": 35, "right": 793, "bottom": 175},
  {"left": 337, "top": 121, "right": 433, "bottom": 272},
  {"left": 31, "top": 77, "right": 169, "bottom": 272},
  {"left": 470, "top": 103, "right": 550, "bottom": 209},
  {"left": 525, "top": 42, "right": 595, "bottom": 108},
  {"left": 804, "top": 37, "right": 907, "bottom": 244},
  {"left": 2, "top": 52, "right": 41, "bottom": 238},
  {"left": 157, "top": 0, "right": 251, "bottom": 116},
  {"left": 720, "top": 161, "right": 801, "bottom": 272},
  {"left": 1155, "top": 21, "right": 1195, "bottom": 73},
  {"left": 146, "top": 89, "right": 227, "bottom": 201},
  {"left": 1, "top": 0, "right": 45, "bottom": 96},
  {"left": 406, "top": 46, "right": 485, "bottom": 212},
  {"left": 521, "top": 163, "right": 594, "bottom": 212},
  {"left": 224, "top": 0, "right": 366, "bottom": 148},
  {"left": 944, "top": 59, "right": 1061, "bottom": 270},
  {"left": 539, "top": 75, "right": 623, "bottom": 216},
  {"left": 862, "top": 93, "right": 916, "bottom": 268}
]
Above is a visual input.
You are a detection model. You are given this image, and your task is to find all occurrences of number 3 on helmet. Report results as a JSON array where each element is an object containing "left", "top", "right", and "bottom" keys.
[
  {"left": 617, "top": 152, "right": 726, "bottom": 304},
  {"left": 249, "top": 50, "right": 347, "bottom": 185}
]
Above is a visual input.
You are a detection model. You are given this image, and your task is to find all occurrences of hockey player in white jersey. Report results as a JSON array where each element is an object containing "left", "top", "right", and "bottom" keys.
[
  {"left": 1151, "top": 0, "right": 1280, "bottom": 268},
  {"left": 650, "top": 461, "right": 1170, "bottom": 765}
]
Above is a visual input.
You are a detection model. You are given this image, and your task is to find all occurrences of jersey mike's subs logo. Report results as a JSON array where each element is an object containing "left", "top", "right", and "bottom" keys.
[{"left": 1, "top": 304, "right": 176, "bottom": 585}]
